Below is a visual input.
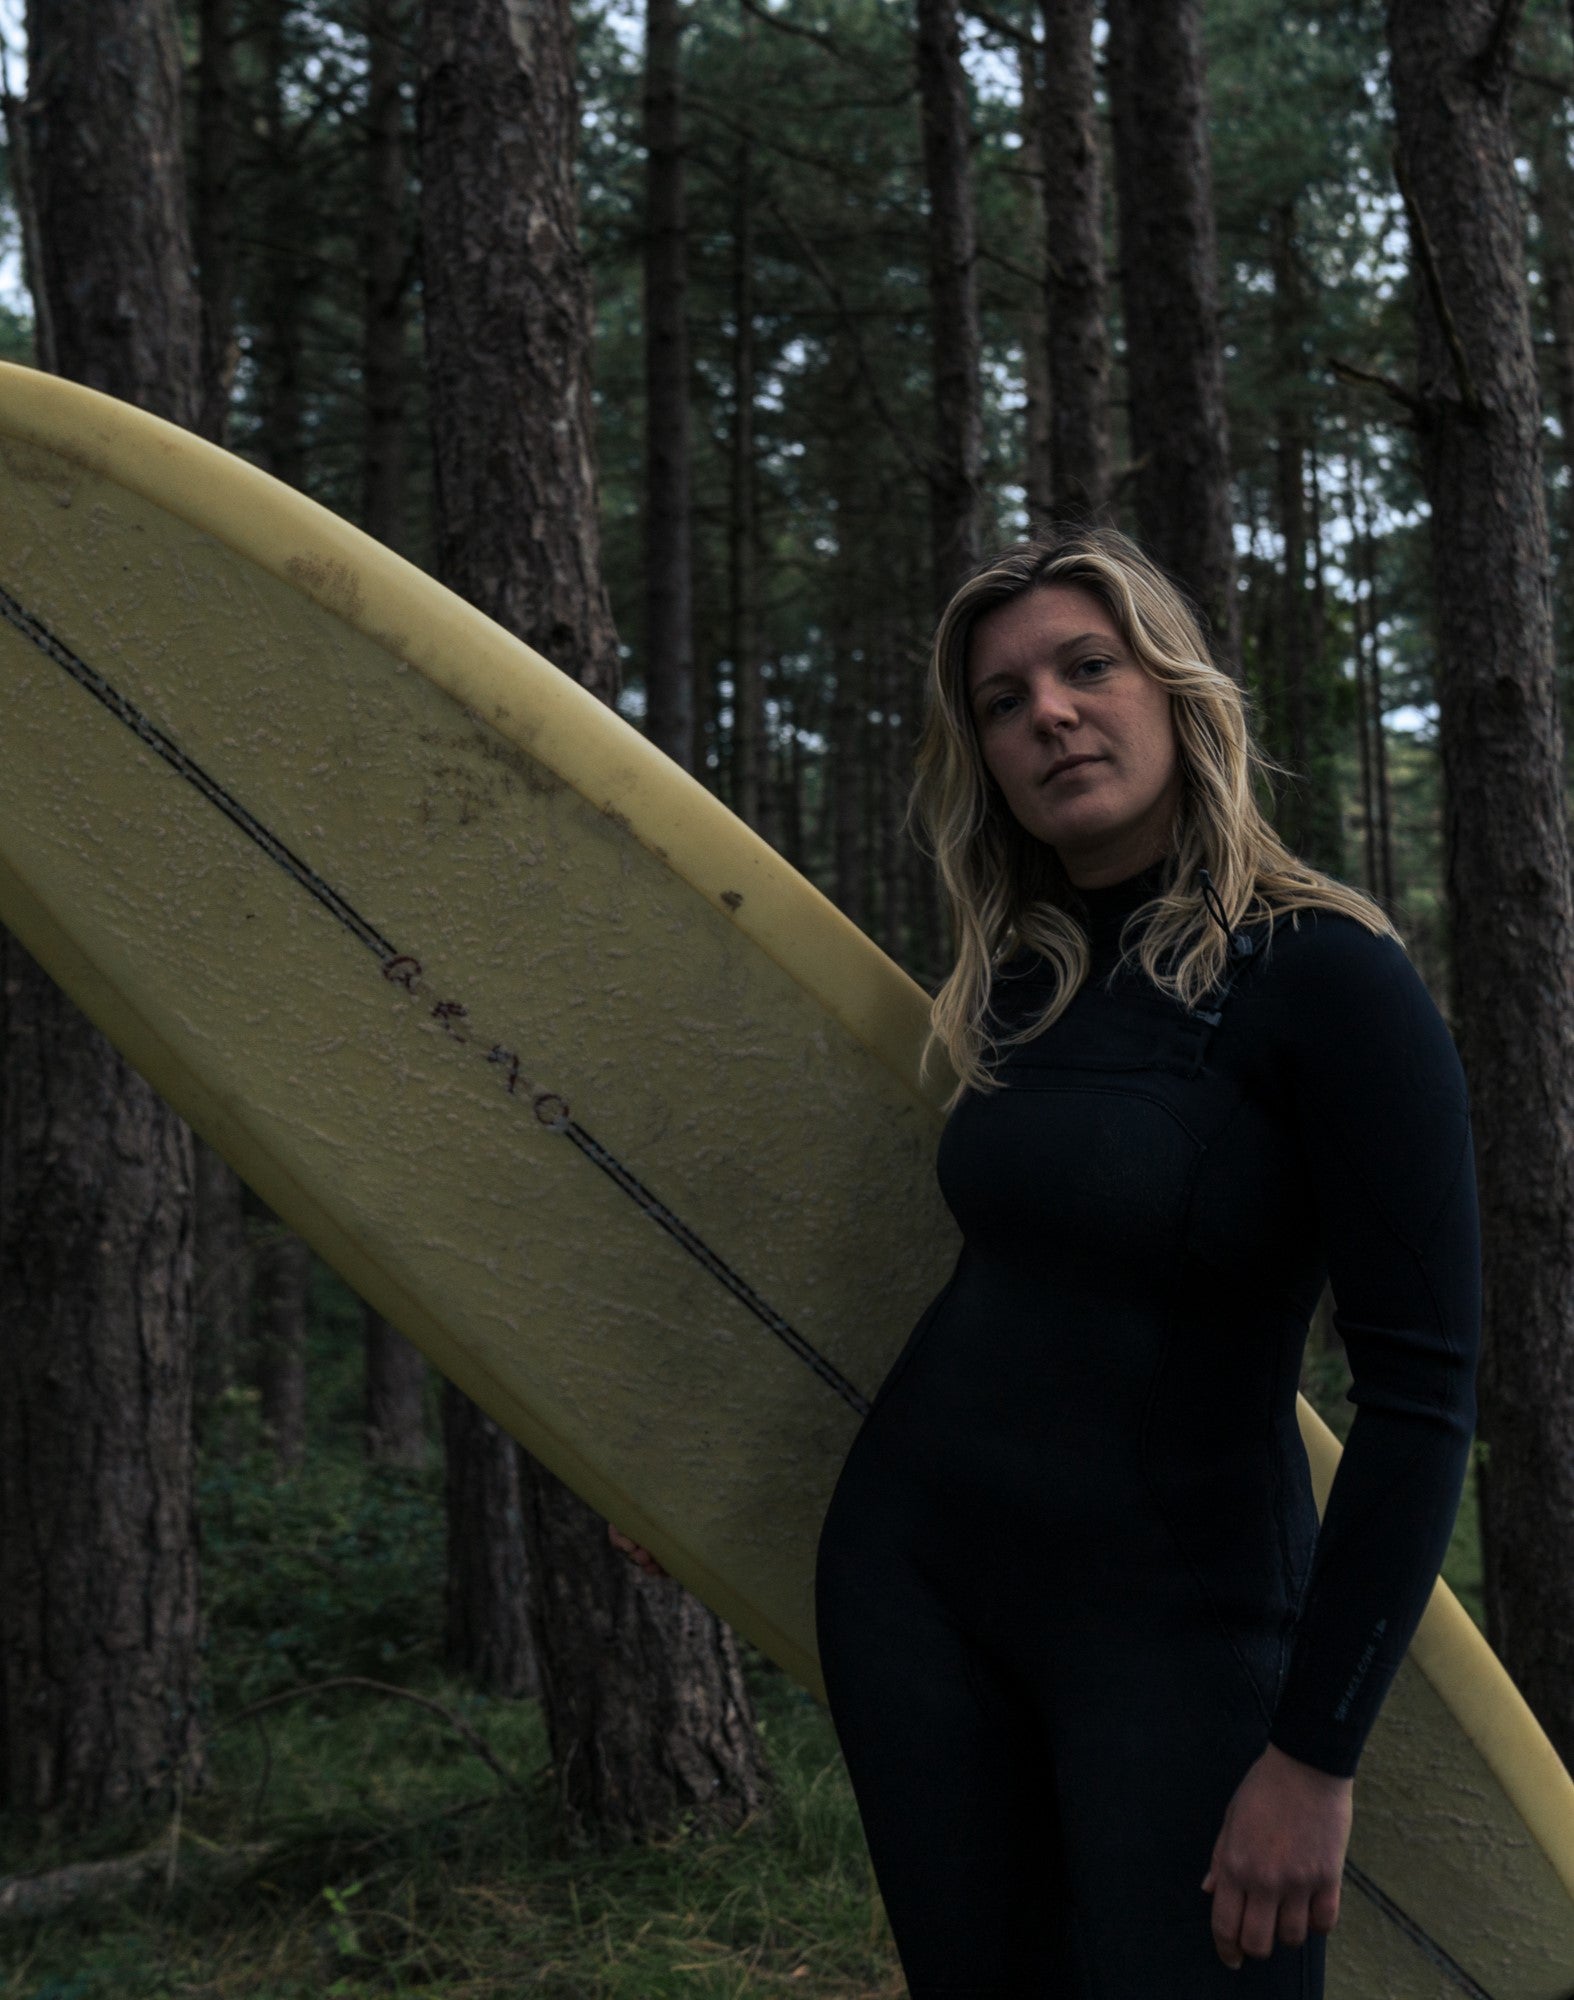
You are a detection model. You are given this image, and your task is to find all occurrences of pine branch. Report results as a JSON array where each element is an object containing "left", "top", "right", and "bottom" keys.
[
  {"left": 1508, "top": 62, "right": 1571, "bottom": 93},
  {"left": 734, "top": 0, "right": 886, "bottom": 78},
  {"left": 762, "top": 193, "right": 936, "bottom": 489},
  {"left": 1325, "top": 355, "right": 1423, "bottom": 420},
  {"left": 961, "top": 1, "right": 1037, "bottom": 50}
]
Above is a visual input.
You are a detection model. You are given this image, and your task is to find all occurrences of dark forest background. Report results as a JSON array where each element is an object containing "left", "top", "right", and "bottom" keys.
[{"left": 1, "top": 0, "right": 1572, "bottom": 1993}]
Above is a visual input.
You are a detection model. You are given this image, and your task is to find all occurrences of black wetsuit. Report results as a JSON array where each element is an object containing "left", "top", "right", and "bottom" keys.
[{"left": 814, "top": 858, "right": 1482, "bottom": 1999}]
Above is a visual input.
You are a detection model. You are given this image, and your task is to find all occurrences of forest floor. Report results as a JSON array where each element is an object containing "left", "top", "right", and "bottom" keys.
[{"left": 0, "top": 1271, "right": 1484, "bottom": 1999}]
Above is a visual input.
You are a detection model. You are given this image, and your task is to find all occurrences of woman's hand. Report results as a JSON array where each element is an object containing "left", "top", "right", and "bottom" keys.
[
  {"left": 1200, "top": 1741, "right": 1353, "bottom": 1968},
  {"left": 606, "top": 1522, "right": 669, "bottom": 1579}
]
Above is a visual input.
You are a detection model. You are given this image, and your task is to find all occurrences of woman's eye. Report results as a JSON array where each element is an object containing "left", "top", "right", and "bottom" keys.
[{"left": 1072, "top": 657, "right": 1112, "bottom": 679}]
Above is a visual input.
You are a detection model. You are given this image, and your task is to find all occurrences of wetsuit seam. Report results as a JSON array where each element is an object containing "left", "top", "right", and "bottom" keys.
[
  {"left": 983, "top": 1077, "right": 1207, "bottom": 1150},
  {"left": 1268, "top": 1307, "right": 1308, "bottom": 1708}
]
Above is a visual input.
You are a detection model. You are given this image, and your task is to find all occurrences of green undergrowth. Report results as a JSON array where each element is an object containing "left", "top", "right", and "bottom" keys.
[
  {"left": 0, "top": 1275, "right": 1483, "bottom": 1998},
  {"left": 0, "top": 1657, "right": 896, "bottom": 1998},
  {"left": 0, "top": 1270, "right": 900, "bottom": 2000}
]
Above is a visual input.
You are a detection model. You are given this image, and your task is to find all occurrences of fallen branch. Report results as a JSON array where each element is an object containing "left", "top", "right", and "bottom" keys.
[
  {"left": 0, "top": 1837, "right": 273, "bottom": 1925},
  {"left": 214, "top": 1675, "right": 523, "bottom": 1795}
]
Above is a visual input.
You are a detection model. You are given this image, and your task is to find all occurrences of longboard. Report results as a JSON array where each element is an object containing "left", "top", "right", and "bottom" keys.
[{"left": 0, "top": 363, "right": 1569, "bottom": 1997}]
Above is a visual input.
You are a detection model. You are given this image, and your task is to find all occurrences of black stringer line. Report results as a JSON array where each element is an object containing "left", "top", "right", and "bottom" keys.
[{"left": 0, "top": 577, "right": 870, "bottom": 1417}]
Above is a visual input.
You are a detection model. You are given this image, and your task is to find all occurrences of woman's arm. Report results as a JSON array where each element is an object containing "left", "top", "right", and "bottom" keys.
[{"left": 1264, "top": 915, "right": 1482, "bottom": 1779}]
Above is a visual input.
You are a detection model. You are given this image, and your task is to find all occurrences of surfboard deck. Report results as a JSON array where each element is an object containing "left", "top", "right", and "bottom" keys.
[{"left": 0, "top": 362, "right": 1569, "bottom": 1998}]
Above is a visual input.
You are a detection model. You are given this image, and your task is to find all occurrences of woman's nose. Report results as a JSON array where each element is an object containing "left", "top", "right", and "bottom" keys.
[{"left": 1029, "top": 676, "right": 1079, "bottom": 732}]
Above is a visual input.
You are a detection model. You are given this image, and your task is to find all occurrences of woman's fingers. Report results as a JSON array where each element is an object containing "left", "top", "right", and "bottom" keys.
[
  {"left": 1237, "top": 1890, "right": 1281, "bottom": 1962},
  {"left": 606, "top": 1522, "right": 669, "bottom": 1577},
  {"left": 1207, "top": 1873, "right": 1246, "bottom": 1969},
  {"left": 1274, "top": 1895, "right": 1313, "bottom": 1950},
  {"left": 1308, "top": 1881, "right": 1342, "bottom": 1933}
]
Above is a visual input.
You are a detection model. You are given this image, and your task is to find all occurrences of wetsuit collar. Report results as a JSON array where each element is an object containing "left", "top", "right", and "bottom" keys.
[{"left": 1070, "top": 855, "right": 1171, "bottom": 932}]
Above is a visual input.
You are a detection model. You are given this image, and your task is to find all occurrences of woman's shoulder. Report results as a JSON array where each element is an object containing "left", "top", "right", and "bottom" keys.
[
  {"left": 1252, "top": 902, "right": 1410, "bottom": 986},
  {"left": 1249, "top": 902, "right": 1461, "bottom": 1078}
]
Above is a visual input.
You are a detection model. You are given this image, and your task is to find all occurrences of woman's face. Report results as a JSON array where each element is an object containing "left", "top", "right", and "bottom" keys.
[{"left": 965, "top": 582, "right": 1184, "bottom": 888}]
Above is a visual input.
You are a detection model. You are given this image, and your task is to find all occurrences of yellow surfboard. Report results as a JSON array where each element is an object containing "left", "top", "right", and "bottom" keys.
[{"left": 0, "top": 362, "right": 1569, "bottom": 1997}]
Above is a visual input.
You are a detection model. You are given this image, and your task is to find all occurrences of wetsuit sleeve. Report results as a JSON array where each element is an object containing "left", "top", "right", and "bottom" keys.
[{"left": 1265, "top": 917, "right": 1481, "bottom": 1780}]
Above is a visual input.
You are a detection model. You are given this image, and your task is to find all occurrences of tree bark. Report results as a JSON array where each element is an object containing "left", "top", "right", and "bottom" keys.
[
  {"left": 1388, "top": 0, "right": 1574, "bottom": 1770},
  {"left": 27, "top": 0, "right": 199, "bottom": 420},
  {"left": 419, "top": 0, "right": 619, "bottom": 703},
  {"left": 1039, "top": 0, "right": 1111, "bottom": 519},
  {"left": 522, "top": 1470, "right": 765, "bottom": 1844},
  {"left": 1014, "top": 24, "right": 1054, "bottom": 521},
  {"left": 191, "top": 1139, "right": 249, "bottom": 1431},
  {"left": 255, "top": 0, "right": 305, "bottom": 490},
  {"left": 418, "top": 0, "right": 768, "bottom": 1843},
  {"left": 1105, "top": 0, "right": 1239, "bottom": 666},
  {"left": 1269, "top": 202, "right": 1310, "bottom": 854},
  {"left": 0, "top": 64, "right": 55, "bottom": 372},
  {"left": 1352, "top": 460, "right": 1396, "bottom": 914},
  {"left": 915, "top": 0, "right": 983, "bottom": 611},
  {"left": 362, "top": 0, "right": 409, "bottom": 550},
  {"left": 0, "top": 942, "right": 202, "bottom": 1825},
  {"left": 364, "top": 1307, "right": 427, "bottom": 1468},
  {"left": 1346, "top": 454, "right": 1379, "bottom": 905},
  {"left": 248, "top": 1197, "right": 309, "bottom": 1471},
  {"left": 727, "top": 63, "right": 766, "bottom": 831},
  {"left": 2, "top": 0, "right": 204, "bottom": 1832},
  {"left": 441, "top": 1383, "right": 537, "bottom": 1695},
  {"left": 643, "top": 0, "right": 696, "bottom": 768},
  {"left": 194, "top": 0, "right": 239, "bottom": 442},
  {"left": 1520, "top": 69, "right": 1574, "bottom": 673}
]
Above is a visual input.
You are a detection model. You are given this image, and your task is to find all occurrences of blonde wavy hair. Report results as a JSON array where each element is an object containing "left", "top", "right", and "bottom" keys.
[{"left": 910, "top": 524, "right": 1400, "bottom": 1103}]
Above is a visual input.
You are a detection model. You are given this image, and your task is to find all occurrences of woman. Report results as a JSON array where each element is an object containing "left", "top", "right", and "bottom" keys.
[{"left": 810, "top": 525, "right": 1481, "bottom": 1997}]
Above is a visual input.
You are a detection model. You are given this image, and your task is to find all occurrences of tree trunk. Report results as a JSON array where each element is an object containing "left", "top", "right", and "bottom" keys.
[
  {"left": 643, "top": 0, "right": 695, "bottom": 768},
  {"left": 256, "top": 0, "right": 305, "bottom": 491},
  {"left": 0, "top": 947, "right": 202, "bottom": 1826},
  {"left": 1346, "top": 454, "right": 1379, "bottom": 904},
  {"left": 29, "top": 0, "right": 199, "bottom": 418},
  {"left": 1105, "top": 0, "right": 1239, "bottom": 666},
  {"left": 194, "top": 0, "right": 238, "bottom": 442},
  {"left": 249, "top": 1201, "right": 309, "bottom": 1471},
  {"left": 1521, "top": 72, "right": 1574, "bottom": 667},
  {"left": 418, "top": 0, "right": 768, "bottom": 1843},
  {"left": 0, "top": 65, "right": 55, "bottom": 371},
  {"left": 1388, "top": 0, "right": 1574, "bottom": 1770},
  {"left": 441, "top": 1383, "right": 537, "bottom": 1695},
  {"left": 522, "top": 1470, "right": 765, "bottom": 1844},
  {"left": 419, "top": 0, "right": 619, "bottom": 702},
  {"left": 1354, "top": 468, "right": 1397, "bottom": 914},
  {"left": 362, "top": 0, "right": 409, "bottom": 550},
  {"left": 915, "top": 0, "right": 983, "bottom": 611},
  {"left": 2, "top": 0, "right": 204, "bottom": 1832},
  {"left": 1269, "top": 202, "right": 1310, "bottom": 854},
  {"left": 1039, "top": 0, "right": 1111, "bottom": 519},
  {"left": 1014, "top": 25, "right": 1054, "bottom": 521},
  {"left": 1300, "top": 440, "right": 1345, "bottom": 879},
  {"left": 728, "top": 84, "right": 766, "bottom": 831},
  {"left": 191, "top": 1139, "right": 250, "bottom": 1431},
  {"left": 364, "top": 1307, "right": 427, "bottom": 1468}
]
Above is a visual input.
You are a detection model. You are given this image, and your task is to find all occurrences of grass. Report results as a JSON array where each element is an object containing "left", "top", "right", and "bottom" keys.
[
  {"left": 0, "top": 1267, "right": 901, "bottom": 1999},
  {"left": 0, "top": 1271, "right": 1486, "bottom": 1997}
]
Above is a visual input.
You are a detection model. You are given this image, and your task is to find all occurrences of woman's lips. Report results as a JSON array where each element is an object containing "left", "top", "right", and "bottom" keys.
[{"left": 1045, "top": 756, "right": 1102, "bottom": 782}]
